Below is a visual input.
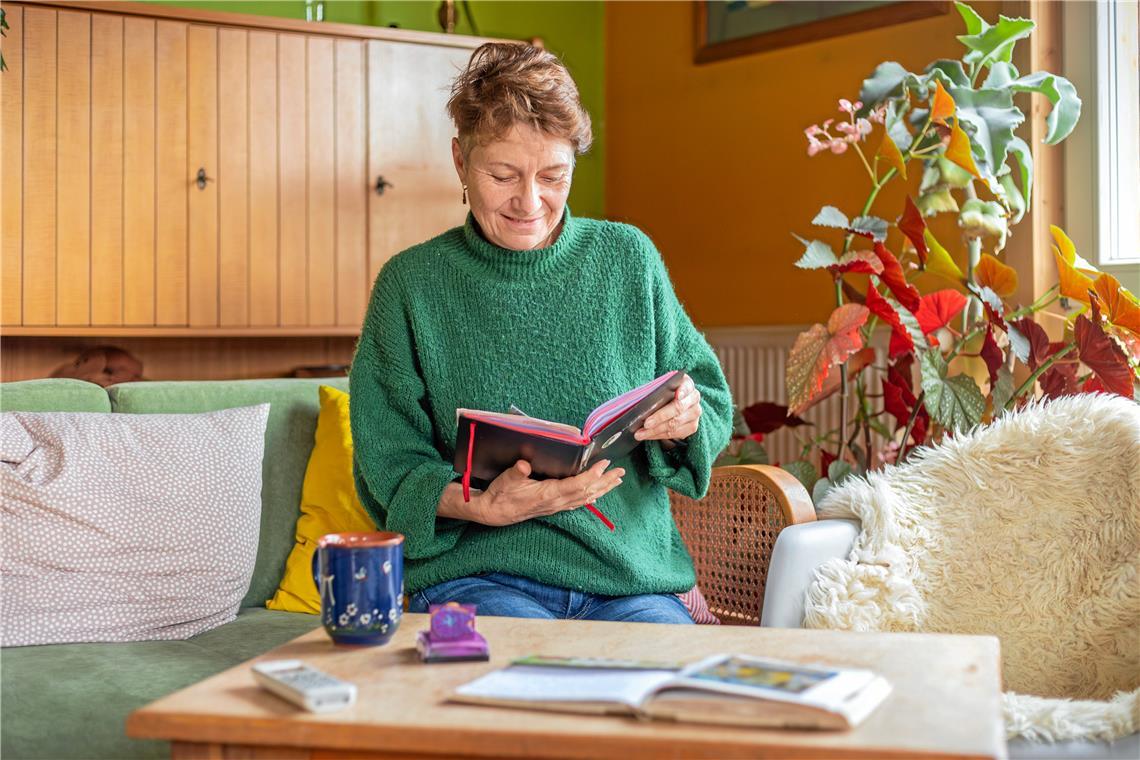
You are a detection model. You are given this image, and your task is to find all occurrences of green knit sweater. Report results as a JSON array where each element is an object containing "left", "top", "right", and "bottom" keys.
[{"left": 349, "top": 208, "right": 733, "bottom": 596}]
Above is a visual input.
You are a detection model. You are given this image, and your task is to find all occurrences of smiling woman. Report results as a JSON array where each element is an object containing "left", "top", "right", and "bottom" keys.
[{"left": 348, "top": 42, "right": 735, "bottom": 626}]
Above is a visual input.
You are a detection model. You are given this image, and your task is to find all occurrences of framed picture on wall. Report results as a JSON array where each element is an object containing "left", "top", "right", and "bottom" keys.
[{"left": 694, "top": 1, "right": 950, "bottom": 64}]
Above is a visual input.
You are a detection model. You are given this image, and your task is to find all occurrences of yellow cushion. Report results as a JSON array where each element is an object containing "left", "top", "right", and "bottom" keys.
[{"left": 267, "top": 385, "right": 376, "bottom": 613}]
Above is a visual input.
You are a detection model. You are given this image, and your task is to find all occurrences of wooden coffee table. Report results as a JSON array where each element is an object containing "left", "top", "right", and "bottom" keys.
[{"left": 127, "top": 614, "right": 1006, "bottom": 759}]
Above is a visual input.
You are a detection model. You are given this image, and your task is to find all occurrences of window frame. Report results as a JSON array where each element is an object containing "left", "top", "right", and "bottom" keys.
[{"left": 1062, "top": 0, "right": 1139, "bottom": 286}]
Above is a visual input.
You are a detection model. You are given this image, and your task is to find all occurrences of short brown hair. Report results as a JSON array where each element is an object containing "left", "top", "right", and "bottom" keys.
[{"left": 447, "top": 42, "right": 592, "bottom": 157}]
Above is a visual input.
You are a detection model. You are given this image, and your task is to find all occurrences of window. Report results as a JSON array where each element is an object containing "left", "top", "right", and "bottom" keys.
[{"left": 1063, "top": 0, "right": 1139, "bottom": 285}]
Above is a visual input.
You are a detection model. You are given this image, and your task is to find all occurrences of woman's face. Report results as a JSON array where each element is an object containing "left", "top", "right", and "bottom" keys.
[{"left": 452, "top": 124, "right": 574, "bottom": 251}]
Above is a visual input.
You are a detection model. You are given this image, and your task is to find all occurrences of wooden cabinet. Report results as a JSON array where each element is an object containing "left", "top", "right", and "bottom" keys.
[{"left": 1, "top": 1, "right": 489, "bottom": 336}]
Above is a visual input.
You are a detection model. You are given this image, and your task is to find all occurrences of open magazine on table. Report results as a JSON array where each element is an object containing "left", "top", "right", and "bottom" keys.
[{"left": 451, "top": 653, "right": 892, "bottom": 731}]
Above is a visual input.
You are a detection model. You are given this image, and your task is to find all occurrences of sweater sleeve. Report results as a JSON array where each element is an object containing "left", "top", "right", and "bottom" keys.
[
  {"left": 349, "top": 263, "right": 465, "bottom": 561},
  {"left": 636, "top": 232, "right": 734, "bottom": 500}
]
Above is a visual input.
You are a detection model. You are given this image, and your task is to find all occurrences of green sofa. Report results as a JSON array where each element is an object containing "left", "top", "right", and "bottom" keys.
[{"left": 1, "top": 377, "right": 350, "bottom": 759}]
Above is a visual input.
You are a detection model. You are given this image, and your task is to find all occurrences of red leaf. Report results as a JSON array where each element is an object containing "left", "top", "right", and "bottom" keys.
[
  {"left": 802, "top": 347, "right": 877, "bottom": 414},
  {"left": 890, "top": 353, "right": 916, "bottom": 392},
  {"left": 911, "top": 411, "right": 929, "bottom": 445},
  {"left": 865, "top": 284, "right": 914, "bottom": 357},
  {"left": 820, "top": 448, "right": 838, "bottom": 479},
  {"left": 786, "top": 305, "right": 871, "bottom": 414},
  {"left": 1040, "top": 363, "right": 1078, "bottom": 399},
  {"left": 1075, "top": 299, "right": 1134, "bottom": 398},
  {"left": 1082, "top": 376, "right": 1108, "bottom": 394},
  {"left": 898, "top": 196, "right": 928, "bottom": 268},
  {"left": 915, "top": 290, "right": 968, "bottom": 335},
  {"left": 742, "top": 402, "right": 809, "bottom": 434},
  {"left": 829, "top": 250, "right": 884, "bottom": 275},
  {"left": 1011, "top": 318, "right": 1052, "bottom": 370},
  {"left": 882, "top": 376, "right": 913, "bottom": 426},
  {"left": 874, "top": 242, "right": 921, "bottom": 312},
  {"left": 980, "top": 325, "right": 1003, "bottom": 386}
]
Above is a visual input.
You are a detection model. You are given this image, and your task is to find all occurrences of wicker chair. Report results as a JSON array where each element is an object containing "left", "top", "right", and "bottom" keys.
[{"left": 669, "top": 465, "right": 815, "bottom": 626}]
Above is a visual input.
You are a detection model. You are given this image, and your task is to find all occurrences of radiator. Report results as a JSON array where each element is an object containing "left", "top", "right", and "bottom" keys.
[{"left": 703, "top": 326, "right": 886, "bottom": 468}]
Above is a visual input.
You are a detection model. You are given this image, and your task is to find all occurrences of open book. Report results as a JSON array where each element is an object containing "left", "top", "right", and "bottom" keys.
[
  {"left": 451, "top": 654, "right": 892, "bottom": 731},
  {"left": 452, "top": 370, "right": 687, "bottom": 491}
]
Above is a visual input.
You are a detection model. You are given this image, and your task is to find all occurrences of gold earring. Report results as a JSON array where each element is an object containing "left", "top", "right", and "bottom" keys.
[{"left": 461, "top": 184, "right": 468, "bottom": 205}]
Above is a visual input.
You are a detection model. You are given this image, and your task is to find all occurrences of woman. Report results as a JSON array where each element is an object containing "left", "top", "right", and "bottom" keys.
[{"left": 349, "top": 43, "right": 732, "bottom": 624}]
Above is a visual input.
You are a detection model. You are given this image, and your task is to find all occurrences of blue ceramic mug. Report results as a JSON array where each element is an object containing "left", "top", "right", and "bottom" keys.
[{"left": 311, "top": 532, "right": 404, "bottom": 646}]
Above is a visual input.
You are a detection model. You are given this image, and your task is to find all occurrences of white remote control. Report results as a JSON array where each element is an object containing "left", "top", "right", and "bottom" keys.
[{"left": 251, "top": 659, "right": 357, "bottom": 713}]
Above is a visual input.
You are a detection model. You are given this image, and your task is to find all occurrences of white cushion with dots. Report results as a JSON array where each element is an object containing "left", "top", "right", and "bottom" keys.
[{"left": 0, "top": 404, "right": 269, "bottom": 646}]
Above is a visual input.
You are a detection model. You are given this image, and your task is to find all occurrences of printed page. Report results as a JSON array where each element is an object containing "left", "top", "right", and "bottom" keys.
[{"left": 454, "top": 665, "right": 677, "bottom": 709}]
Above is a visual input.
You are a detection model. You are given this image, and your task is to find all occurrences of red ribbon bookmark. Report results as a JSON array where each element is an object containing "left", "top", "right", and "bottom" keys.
[{"left": 585, "top": 503, "right": 615, "bottom": 531}]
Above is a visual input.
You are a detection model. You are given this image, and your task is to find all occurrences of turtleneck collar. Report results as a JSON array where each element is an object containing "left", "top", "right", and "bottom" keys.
[{"left": 459, "top": 207, "right": 583, "bottom": 280}]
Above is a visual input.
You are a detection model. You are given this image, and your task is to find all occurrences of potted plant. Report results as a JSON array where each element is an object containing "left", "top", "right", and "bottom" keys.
[{"left": 719, "top": 1, "right": 1139, "bottom": 501}]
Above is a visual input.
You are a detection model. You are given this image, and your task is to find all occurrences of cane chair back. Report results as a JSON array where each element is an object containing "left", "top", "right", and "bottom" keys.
[{"left": 670, "top": 465, "right": 815, "bottom": 625}]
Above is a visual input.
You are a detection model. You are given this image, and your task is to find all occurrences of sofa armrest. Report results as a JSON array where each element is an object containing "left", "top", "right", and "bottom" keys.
[{"left": 759, "top": 518, "right": 859, "bottom": 628}]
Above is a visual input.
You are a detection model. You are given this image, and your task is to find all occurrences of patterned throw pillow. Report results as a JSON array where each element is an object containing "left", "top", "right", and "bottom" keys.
[{"left": 0, "top": 405, "right": 269, "bottom": 647}]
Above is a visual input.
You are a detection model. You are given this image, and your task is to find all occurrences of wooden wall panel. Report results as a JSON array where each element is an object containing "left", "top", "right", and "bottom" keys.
[
  {"left": 334, "top": 38, "right": 367, "bottom": 328},
  {"left": 307, "top": 36, "right": 336, "bottom": 326},
  {"left": 123, "top": 16, "right": 156, "bottom": 326},
  {"left": 1, "top": 6, "right": 24, "bottom": 325},
  {"left": 155, "top": 20, "right": 188, "bottom": 326},
  {"left": 1, "top": 335, "right": 357, "bottom": 382},
  {"left": 188, "top": 25, "right": 219, "bottom": 327},
  {"left": 367, "top": 41, "right": 471, "bottom": 282},
  {"left": 218, "top": 28, "right": 249, "bottom": 327},
  {"left": 56, "top": 10, "right": 92, "bottom": 326},
  {"left": 91, "top": 12, "right": 124, "bottom": 326},
  {"left": 278, "top": 34, "right": 307, "bottom": 326},
  {"left": 21, "top": 7, "right": 56, "bottom": 326},
  {"left": 248, "top": 30, "right": 278, "bottom": 327}
]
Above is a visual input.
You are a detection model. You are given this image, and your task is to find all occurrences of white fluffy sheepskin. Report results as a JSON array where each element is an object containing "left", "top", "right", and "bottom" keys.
[{"left": 805, "top": 393, "right": 1140, "bottom": 742}]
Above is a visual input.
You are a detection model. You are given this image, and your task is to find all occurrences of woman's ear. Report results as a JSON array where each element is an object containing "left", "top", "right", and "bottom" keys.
[{"left": 451, "top": 137, "right": 467, "bottom": 183}]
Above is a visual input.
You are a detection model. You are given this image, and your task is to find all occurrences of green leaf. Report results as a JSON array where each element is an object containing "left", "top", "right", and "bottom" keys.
[
  {"left": 958, "top": 14, "right": 1035, "bottom": 69},
  {"left": 925, "top": 59, "right": 971, "bottom": 88},
  {"left": 857, "top": 62, "right": 910, "bottom": 112},
  {"left": 882, "top": 287, "right": 929, "bottom": 349},
  {"left": 812, "top": 477, "right": 834, "bottom": 505},
  {"left": 731, "top": 407, "right": 751, "bottom": 438},
  {"left": 737, "top": 438, "right": 769, "bottom": 465},
  {"left": 713, "top": 450, "right": 740, "bottom": 467},
  {"left": 781, "top": 461, "right": 819, "bottom": 492},
  {"left": 827, "top": 460, "right": 854, "bottom": 487},
  {"left": 947, "top": 85, "right": 1025, "bottom": 176},
  {"left": 955, "top": 1, "right": 987, "bottom": 36},
  {"left": 959, "top": 199, "right": 1009, "bottom": 252},
  {"left": 937, "top": 156, "right": 976, "bottom": 189},
  {"left": 812, "top": 206, "right": 849, "bottom": 229},
  {"left": 998, "top": 173, "right": 1026, "bottom": 225},
  {"left": 885, "top": 99, "right": 913, "bottom": 151},
  {"left": 1009, "top": 72, "right": 1082, "bottom": 144},
  {"left": 1004, "top": 136, "right": 1034, "bottom": 216},
  {"left": 983, "top": 61, "right": 1020, "bottom": 88},
  {"left": 1005, "top": 322, "right": 1031, "bottom": 363},
  {"left": 793, "top": 237, "right": 839, "bottom": 270},
  {"left": 850, "top": 216, "right": 889, "bottom": 242},
  {"left": 920, "top": 350, "right": 986, "bottom": 431},
  {"left": 991, "top": 363, "right": 1015, "bottom": 418},
  {"left": 918, "top": 188, "right": 960, "bottom": 216}
]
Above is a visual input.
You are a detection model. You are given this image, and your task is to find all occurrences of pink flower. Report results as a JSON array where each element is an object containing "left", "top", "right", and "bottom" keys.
[
  {"left": 838, "top": 98, "right": 855, "bottom": 114},
  {"left": 856, "top": 118, "right": 872, "bottom": 136},
  {"left": 868, "top": 105, "right": 887, "bottom": 124},
  {"left": 807, "top": 139, "right": 826, "bottom": 157},
  {"left": 836, "top": 121, "right": 855, "bottom": 135},
  {"left": 804, "top": 124, "right": 824, "bottom": 138},
  {"left": 830, "top": 140, "right": 848, "bottom": 154}
]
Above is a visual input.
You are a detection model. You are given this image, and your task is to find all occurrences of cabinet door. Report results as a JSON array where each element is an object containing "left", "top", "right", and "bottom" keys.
[
  {"left": 1, "top": 5, "right": 24, "bottom": 325},
  {"left": 367, "top": 41, "right": 472, "bottom": 284}
]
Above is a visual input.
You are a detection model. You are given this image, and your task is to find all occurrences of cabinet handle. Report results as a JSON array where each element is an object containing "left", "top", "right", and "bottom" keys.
[
  {"left": 374, "top": 176, "right": 394, "bottom": 196},
  {"left": 196, "top": 168, "right": 214, "bottom": 190}
]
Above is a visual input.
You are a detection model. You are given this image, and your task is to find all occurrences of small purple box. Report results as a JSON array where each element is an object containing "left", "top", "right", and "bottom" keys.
[{"left": 416, "top": 603, "right": 490, "bottom": 663}]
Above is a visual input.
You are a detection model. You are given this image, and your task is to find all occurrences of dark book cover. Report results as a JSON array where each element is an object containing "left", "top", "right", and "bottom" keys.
[{"left": 453, "top": 371, "right": 687, "bottom": 490}]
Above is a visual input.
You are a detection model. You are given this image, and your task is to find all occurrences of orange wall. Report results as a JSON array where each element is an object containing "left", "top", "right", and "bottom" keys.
[{"left": 606, "top": 1, "right": 1004, "bottom": 327}]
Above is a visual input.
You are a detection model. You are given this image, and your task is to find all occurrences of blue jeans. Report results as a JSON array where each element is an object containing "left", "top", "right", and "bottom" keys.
[{"left": 410, "top": 572, "right": 693, "bottom": 624}]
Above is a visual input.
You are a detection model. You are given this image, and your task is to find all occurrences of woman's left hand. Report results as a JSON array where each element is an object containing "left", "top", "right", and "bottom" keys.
[{"left": 634, "top": 375, "right": 701, "bottom": 442}]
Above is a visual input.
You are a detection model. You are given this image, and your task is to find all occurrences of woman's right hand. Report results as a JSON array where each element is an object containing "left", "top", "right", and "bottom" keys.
[{"left": 472, "top": 459, "right": 625, "bottom": 527}]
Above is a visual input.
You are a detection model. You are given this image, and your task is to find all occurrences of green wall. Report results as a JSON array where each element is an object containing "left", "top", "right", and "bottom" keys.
[{"left": 145, "top": 0, "right": 605, "bottom": 218}]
